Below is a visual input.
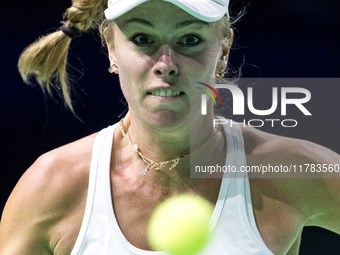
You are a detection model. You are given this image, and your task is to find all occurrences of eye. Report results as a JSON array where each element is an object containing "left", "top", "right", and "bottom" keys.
[
  {"left": 179, "top": 35, "right": 203, "bottom": 47},
  {"left": 132, "top": 34, "right": 154, "bottom": 45}
]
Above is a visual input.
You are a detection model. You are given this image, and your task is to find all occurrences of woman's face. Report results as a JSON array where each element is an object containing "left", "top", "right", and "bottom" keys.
[{"left": 107, "top": 0, "right": 231, "bottom": 128}]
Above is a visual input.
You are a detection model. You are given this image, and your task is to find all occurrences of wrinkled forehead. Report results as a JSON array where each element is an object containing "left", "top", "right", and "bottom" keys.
[
  {"left": 105, "top": 0, "right": 229, "bottom": 22},
  {"left": 114, "top": 1, "right": 211, "bottom": 30}
]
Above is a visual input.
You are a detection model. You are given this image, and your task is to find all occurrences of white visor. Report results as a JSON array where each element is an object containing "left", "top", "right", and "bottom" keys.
[{"left": 104, "top": 0, "right": 229, "bottom": 22}]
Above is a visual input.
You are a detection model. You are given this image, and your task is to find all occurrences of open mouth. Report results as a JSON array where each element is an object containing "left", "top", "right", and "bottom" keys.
[{"left": 147, "top": 88, "right": 185, "bottom": 97}]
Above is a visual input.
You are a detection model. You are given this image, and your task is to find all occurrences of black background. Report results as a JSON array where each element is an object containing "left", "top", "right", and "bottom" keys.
[{"left": 0, "top": 0, "right": 339, "bottom": 254}]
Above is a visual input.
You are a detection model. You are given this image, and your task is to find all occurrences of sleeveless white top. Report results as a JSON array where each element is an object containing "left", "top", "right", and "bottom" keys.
[{"left": 71, "top": 122, "right": 274, "bottom": 255}]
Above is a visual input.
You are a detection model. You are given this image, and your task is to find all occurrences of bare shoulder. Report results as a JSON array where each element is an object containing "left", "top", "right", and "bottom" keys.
[
  {"left": 241, "top": 125, "right": 340, "bottom": 234},
  {"left": 241, "top": 125, "right": 340, "bottom": 166},
  {"left": 16, "top": 131, "right": 98, "bottom": 210},
  {"left": 0, "top": 132, "right": 98, "bottom": 254}
]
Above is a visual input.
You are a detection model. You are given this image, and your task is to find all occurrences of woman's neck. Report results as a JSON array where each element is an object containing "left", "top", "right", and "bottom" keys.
[{"left": 123, "top": 111, "right": 217, "bottom": 162}]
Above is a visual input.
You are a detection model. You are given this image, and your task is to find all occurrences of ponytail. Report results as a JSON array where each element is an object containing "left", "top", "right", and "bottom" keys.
[{"left": 18, "top": 0, "right": 107, "bottom": 111}]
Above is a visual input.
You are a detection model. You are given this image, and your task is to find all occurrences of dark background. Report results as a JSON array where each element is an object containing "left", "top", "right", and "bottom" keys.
[{"left": 1, "top": 0, "right": 339, "bottom": 254}]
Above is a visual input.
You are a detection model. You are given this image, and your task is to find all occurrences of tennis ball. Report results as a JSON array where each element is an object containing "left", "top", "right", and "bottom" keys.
[{"left": 148, "top": 194, "right": 214, "bottom": 255}]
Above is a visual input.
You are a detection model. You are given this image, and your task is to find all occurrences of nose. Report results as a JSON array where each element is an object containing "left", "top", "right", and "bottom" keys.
[{"left": 153, "top": 46, "right": 179, "bottom": 79}]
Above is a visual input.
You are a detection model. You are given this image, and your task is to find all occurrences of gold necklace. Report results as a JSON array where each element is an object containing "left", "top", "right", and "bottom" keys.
[
  {"left": 120, "top": 118, "right": 189, "bottom": 176},
  {"left": 119, "top": 118, "right": 221, "bottom": 176}
]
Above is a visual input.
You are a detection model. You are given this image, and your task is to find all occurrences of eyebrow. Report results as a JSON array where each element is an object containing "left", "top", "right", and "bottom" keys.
[
  {"left": 122, "top": 18, "right": 209, "bottom": 29},
  {"left": 123, "top": 18, "right": 154, "bottom": 28}
]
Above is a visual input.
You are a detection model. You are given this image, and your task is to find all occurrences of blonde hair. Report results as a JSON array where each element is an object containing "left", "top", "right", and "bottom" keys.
[{"left": 18, "top": 0, "right": 107, "bottom": 111}]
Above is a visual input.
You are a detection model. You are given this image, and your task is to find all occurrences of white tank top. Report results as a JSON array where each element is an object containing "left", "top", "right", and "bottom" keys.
[{"left": 71, "top": 122, "right": 274, "bottom": 255}]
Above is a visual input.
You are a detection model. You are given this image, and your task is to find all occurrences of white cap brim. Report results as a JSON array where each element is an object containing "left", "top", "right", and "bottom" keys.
[{"left": 104, "top": 0, "right": 229, "bottom": 22}]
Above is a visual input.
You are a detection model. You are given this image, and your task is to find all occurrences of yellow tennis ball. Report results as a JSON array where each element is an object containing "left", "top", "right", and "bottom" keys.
[{"left": 148, "top": 194, "right": 214, "bottom": 255}]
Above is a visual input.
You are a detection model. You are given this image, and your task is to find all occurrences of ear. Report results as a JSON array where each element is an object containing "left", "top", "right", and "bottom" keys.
[
  {"left": 219, "top": 29, "right": 234, "bottom": 69},
  {"left": 107, "top": 42, "right": 119, "bottom": 74},
  {"left": 107, "top": 42, "right": 117, "bottom": 65}
]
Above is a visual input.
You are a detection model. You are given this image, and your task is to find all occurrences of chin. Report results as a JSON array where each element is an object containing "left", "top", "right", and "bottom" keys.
[{"left": 147, "top": 110, "right": 190, "bottom": 129}]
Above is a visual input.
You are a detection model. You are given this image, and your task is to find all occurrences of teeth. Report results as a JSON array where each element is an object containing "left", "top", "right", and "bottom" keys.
[
  {"left": 152, "top": 90, "right": 159, "bottom": 96},
  {"left": 166, "top": 90, "right": 172, "bottom": 96},
  {"left": 150, "top": 89, "right": 181, "bottom": 97}
]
